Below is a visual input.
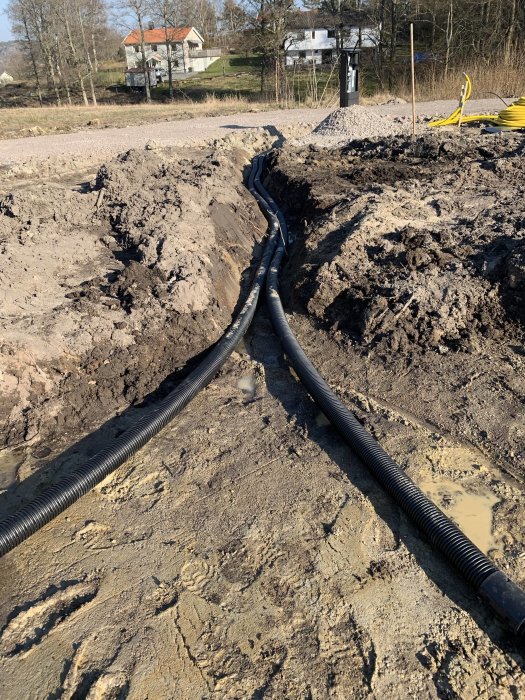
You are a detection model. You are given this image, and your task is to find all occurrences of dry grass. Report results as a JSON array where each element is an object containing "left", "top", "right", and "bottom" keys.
[
  {"left": 361, "top": 91, "right": 402, "bottom": 106},
  {"left": 0, "top": 95, "right": 274, "bottom": 140},
  {"left": 397, "top": 57, "right": 525, "bottom": 102}
]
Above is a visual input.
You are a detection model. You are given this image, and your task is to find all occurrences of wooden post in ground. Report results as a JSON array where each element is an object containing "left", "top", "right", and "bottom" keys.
[
  {"left": 458, "top": 75, "right": 467, "bottom": 128},
  {"left": 410, "top": 23, "right": 416, "bottom": 137}
]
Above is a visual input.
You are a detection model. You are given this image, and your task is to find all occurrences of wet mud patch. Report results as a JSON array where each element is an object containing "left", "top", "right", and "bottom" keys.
[
  {"left": 0, "top": 146, "right": 266, "bottom": 453},
  {"left": 266, "top": 131, "right": 525, "bottom": 479}
]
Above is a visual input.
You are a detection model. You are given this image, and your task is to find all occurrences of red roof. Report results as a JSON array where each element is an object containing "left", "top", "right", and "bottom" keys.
[{"left": 123, "top": 27, "right": 193, "bottom": 45}]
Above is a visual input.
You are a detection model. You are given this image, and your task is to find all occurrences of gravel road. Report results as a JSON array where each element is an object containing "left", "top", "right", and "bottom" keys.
[{"left": 0, "top": 98, "right": 505, "bottom": 167}]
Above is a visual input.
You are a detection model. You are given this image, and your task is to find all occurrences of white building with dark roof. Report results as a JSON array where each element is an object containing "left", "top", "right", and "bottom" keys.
[{"left": 284, "top": 12, "right": 378, "bottom": 66}]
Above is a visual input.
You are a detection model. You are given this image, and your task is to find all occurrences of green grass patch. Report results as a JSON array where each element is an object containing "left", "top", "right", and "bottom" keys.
[{"left": 203, "top": 54, "right": 262, "bottom": 76}]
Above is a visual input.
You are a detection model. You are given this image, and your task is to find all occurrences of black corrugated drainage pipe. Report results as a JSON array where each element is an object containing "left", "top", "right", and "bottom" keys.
[
  {"left": 254, "top": 155, "right": 525, "bottom": 643},
  {"left": 0, "top": 155, "right": 277, "bottom": 558}
]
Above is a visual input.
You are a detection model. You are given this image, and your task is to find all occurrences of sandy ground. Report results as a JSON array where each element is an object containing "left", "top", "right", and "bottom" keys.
[{"left": 0, "top": 102, "right": 524, "bottom": 697}]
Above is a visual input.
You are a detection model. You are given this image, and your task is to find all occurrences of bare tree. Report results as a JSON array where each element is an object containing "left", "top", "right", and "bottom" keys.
[
  {"left": 242, "top": 0, "right": 296, "bottom": 101},
  {"left": 8, "top": 0, "right": 110, "bottom": 105},
  {"left": 116, "top": 0, "right": 152, "bottom": 101}
]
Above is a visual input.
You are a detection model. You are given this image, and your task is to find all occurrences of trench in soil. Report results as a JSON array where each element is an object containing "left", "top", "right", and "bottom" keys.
[{"left": 1, "top": 134, "right": 525, "bottom": 697}]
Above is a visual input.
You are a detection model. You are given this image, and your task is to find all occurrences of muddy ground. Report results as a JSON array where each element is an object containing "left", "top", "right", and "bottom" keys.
[
  {"left": 267, "top": 132, "right": 525, "bottom": 483},
  {"left": 0, "top": 145, "right": 267, "bottom": 448},
  {"left": 0, "top": 123, "right": 524, "bottom": 698}
]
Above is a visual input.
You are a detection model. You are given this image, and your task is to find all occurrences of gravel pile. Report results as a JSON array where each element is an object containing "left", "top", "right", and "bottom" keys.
[{"left": 292, "top": 105, "right": 408, "bottom": 148}]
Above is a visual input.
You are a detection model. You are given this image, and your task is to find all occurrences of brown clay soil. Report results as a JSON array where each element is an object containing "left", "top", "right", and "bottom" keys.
[{"left": 0, "top": 120, "right": 524, "bottom": 698}]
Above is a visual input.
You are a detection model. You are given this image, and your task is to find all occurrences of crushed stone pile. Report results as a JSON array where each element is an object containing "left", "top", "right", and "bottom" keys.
[{"left": 291, "top": 105, "right": 408, "bottom": 148}]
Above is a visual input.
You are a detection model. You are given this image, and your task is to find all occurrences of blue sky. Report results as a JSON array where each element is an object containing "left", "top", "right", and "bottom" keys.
[{"left": 0, "top": 0, "right": 14, "bottom": 42}]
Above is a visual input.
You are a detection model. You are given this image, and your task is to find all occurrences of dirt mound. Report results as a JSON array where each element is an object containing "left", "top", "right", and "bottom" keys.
[
  {"left": 268, "top": 132, "right": 525, "bottom": 354},
  {"left": 0, "top": 146, "right": 265, "bottom": 447},
  {"left": 266, "top": 130, "right": 525, "bottom": 479}
]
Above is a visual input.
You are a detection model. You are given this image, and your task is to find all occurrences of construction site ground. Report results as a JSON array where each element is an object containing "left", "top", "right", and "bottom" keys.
[{"left": 0, "top": 100, "right": 524, "bottom": 699}]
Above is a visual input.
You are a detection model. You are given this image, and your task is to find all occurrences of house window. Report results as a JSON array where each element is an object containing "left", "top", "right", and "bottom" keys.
[
  {"left": 174, "top": 59, "right": 179, "bottom": 67},
  {"left": 134, "top": 45, "right": 140, "bottom": 53},
  {"left": 151, "top": 44, "right": 157, "bottom": 51},
  {"left": 299, "top": 51, "right": 306, "bottom": 59},
  {"left": 311, "top": 30, "right": 316, "bottom": 39},
  {"left": 328, "top": 30, "right": 336, "bottom": 38}
]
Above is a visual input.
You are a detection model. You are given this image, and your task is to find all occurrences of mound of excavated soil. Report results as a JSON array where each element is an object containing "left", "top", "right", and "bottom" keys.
[
  {"left": 266, "top": 131, "right": 525, "bottom": 479},
  {"left": 0, "top": 147, "right": 266, "bottom": 447}
]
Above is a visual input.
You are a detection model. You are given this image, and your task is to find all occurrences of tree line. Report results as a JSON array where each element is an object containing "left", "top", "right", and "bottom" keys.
[
  {"left": 6, "top": 0, "right": 525, "bottom": 106},
  {"left": 7, "top": 0, "right": 112, "bottom": 105}
]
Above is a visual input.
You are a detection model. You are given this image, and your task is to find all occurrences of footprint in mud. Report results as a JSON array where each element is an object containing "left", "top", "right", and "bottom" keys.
[
  {"left": 317, "top": 604, "right": 376, "bottom": 696},
  {"left": 219, "top": 533, "right": 284, "bottom": 594},
  {"left": 99, "top": 464, "right": 169, "bottom": 508},
  {"left": 180, "top": 557, "right": 217, "bottom": 599},
  {"left": 73, "top": 520, "right": 153, "bottom": 551},
  {"left": 0, "top": 578, "right": 99, "bottom": 657},
  {"left": 56, "top": 626, "right": 130, "bottom": 700},
  {"left": 74, "top": 521, "right": 112, "bottom": 550}
]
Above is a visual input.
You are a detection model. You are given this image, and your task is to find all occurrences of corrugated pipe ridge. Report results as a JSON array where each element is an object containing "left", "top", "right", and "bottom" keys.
[
  {"left": 0, "top": 155, "right": 277, "bottom": 557},
  {"left": 254, "top": 156, "right": 525, "bottom": 642}
]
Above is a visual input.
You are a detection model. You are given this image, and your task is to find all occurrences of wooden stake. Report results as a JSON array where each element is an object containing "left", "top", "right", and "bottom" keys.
[
  {"left": 410, "top": 23, "right": 416, "bottom": 137},
  {"left": 458, "top": 77, "right": 467, "bottom": 128}
]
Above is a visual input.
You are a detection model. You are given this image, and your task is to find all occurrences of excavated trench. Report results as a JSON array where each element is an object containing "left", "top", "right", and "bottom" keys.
[{"left": 1, "top": 131, "right": 525, "bottom": 697}]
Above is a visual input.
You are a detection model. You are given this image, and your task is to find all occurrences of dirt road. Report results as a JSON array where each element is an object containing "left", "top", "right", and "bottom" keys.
[{"left": 0, "top": 99, "right": 503, "bottom": 169}]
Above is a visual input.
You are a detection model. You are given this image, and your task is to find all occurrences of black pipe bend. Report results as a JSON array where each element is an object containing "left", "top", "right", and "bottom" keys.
[
  {"left": 0, "top": 155, "right": 278, "bottom": 557},
  {"left": 254, "top": 155, "right": 525, "bottom": 643}
]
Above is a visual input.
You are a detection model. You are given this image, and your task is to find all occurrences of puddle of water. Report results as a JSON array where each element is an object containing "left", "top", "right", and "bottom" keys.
[
  {"left": 420, "top": 478, "right": 500, "bottom": 554},
  {"left": 0, "top": 448, "right": 26, "bottom": 491},
  {"left": 237, "top": 375, "right": 256, "bottom": 399}
]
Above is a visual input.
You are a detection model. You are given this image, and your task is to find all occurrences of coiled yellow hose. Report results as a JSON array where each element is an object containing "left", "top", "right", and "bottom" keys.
[{"left": 429, "top": 74, "right": 525, "bottom": 129}]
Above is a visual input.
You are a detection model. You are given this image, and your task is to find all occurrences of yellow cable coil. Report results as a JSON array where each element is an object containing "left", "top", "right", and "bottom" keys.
[{"left": 429, "top": 74, "right": 525, "bottom": 129}]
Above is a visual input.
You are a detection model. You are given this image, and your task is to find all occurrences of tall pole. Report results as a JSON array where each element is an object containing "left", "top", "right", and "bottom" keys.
[{"left": 410, "top": 23, "right": 416, "bottom": 137}]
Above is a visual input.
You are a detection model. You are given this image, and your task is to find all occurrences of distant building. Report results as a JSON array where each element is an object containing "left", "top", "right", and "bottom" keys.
[
  {"left": 0, "top": 71, "right": 14, "bottom": 86},
  {"left": 122, "top": 26, "right": 221, "bottom": 85},
  {"left": 284, "top": 12, "right": 378, "bottom": 66}
]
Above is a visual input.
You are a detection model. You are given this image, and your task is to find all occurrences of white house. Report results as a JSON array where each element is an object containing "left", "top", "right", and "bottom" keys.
[
  {"left": 122, "top": 26, "right": 220, "bottom": 84},
  {"left": 284, "top": 16, "right": 378, "bottom": 66}
]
